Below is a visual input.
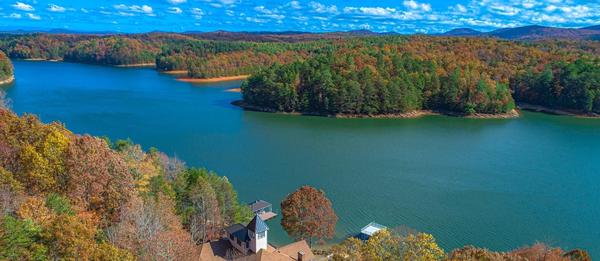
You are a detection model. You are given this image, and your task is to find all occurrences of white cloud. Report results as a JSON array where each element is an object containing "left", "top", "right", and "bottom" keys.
[
  {"left": 12, "top": 2, "right": 34, "bottom": 11},
  {"left": 190, "top": 8, "right": 204, "bottom": 19},
  {"left": 218, "top": 0, "right": 237, "bottom": 5},
  {"left": 309, "top": 2, "right": 338, "bottom": 14},
  {"left": 80, "top": 8, "right": 89, "bottom": 13},
  {"left": 167, "top": 0, "right": 186, "bottom": 4},
  {"left": 488, "top": 3, "right": 521, "bottom": 16},
  {"left": 246, "top": 17, "right": 268, "bottom": 23},
  {"left": 48, "top": 4, "right": 66, "bottom": 12},
  {"left": 27, "top": 13, "right": 41, "bottom": 20},
  {"left": 7, "top": 13, "right": 21, "bottom": 19},
  {"left": 113, "top": 4, "right": 154, "bottom": 16},
  {"left": 403, "top": 0, "right": 431, "bottom": 12},
  {"left": 343, "top": 7, "right": 396, "bottom": 17},
  {"left": 287, "top": 1, "right": 302, "bottom": 10},
  {"left": 453, "top": 4, "right": 467, "bottom": 13},
  {"left": 168, "top": 7, "right": 183, "bottom": 14}
]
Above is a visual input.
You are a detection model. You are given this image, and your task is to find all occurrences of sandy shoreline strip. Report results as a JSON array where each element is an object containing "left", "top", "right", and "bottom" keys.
[
  {"left": 225, "top": 88, "right": 241, "bottom": 93},
  {"left": 161, "top": 70, "right": 188, "bottom": 75},
  {"left": 232, "top": 100, "right": 520, "bottom": 119},
  {"left": 177, "top": 75, "right": 249, "bottom": 83},
  {"left": 0, "top": 76, "right": 15, "bottom": 85},
  {"left": 115, "top": 63, "right": 156, "bottom": 68},
  {"left": 518, "top": 103, "right": 600, "bottom": 118}
]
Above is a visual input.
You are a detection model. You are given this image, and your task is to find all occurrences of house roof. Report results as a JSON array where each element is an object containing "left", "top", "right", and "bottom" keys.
[
  {"left": 225, "top": 223, "right": 250, "bottom": 242},
  {"left": 360, "top": 222, "right": 387, "bottom": 236},
  {"left": 247, "top": 214, "right": 269, "bottom": 233},
  {"left": 200, "top": 239, "right": 315, "bottom": 261},
  {"left": 276, "top": 240, "right": 315, "bottom": 261},
  {"left": 250, "top": 200, "right": 272, "bottom": 212}
]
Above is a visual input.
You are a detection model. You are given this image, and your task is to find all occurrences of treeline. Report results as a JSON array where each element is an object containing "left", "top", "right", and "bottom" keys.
[
  {"left": 242, "top": 42, "right": 516, "bottom": 115},
  {"left": 0, "top": 51, "right": 12, "bottom": 82},
  {"left": 513, "top": 58, "right": 600, "bottom": 113},
  {"left": 0, "top": 109, "right": 252, "bottom": 259},
  {"left": 0, "top": 34, "right": 161, "bottom": 66},
  {"left": 1, "top": 33, "right": 599, "bottom": 114},
  {"left": 156, "top": 38, "right": 328, "bottom": 78},
  {"left": 242, "top": 36, "right": 600, "bottom": 116}
]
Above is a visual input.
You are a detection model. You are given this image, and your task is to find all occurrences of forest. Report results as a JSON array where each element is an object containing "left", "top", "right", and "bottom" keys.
[
  {"left": 0, "top": 33, "right": 599, "bottom": 115},
  {"left": 0, "top": 107, "right": 252, "bottom": 259},
  {"left": 242, "top": 37, "right": 600, "bottom": 116},
  {"left": 0, "top": 50, "right": 13, "bottom": 83}
]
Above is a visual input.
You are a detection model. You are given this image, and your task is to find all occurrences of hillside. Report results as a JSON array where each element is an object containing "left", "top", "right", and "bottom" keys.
[
  {"left": 241, "top": 36, "right": 600, "bottom": 117},
  {"left": 443, "top": 25, "right": 600, "bottom": 40},
  {"left": 0, "top": 50, "right": 13, "bottom": 85},
  {"left": 442, "top": 28, "right": 482, "bottom": 37},
  {"left": 0, "top": 109, "right": 253, "bottom": 259}
]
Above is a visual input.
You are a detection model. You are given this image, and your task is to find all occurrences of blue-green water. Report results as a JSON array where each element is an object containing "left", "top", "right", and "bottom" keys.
[{"left": 5, "top": 61, "right": 600, "bottom": 256}]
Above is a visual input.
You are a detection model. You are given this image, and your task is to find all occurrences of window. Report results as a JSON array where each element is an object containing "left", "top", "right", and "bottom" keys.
[{"left": 258, "top": 232, "right": 265, "bottom": 239}]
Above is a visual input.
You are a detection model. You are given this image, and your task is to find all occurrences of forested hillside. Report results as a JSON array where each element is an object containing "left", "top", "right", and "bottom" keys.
[
  {"left": 0, "top": 51, "right": 13, "bottom": 84},
  {"left": 242, "top": 37, "right": 600, "bottom": 116},
  {"left": 1, "top": 33, "right": 599, "bottom": 115},
  {"left": 0, "top": 109, "right": 252, "bottom": 259}
]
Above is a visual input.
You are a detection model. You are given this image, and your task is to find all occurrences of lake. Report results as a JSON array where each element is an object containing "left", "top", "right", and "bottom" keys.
[{"left": 4, "top": 61, "right": 600, "bottom": 257}]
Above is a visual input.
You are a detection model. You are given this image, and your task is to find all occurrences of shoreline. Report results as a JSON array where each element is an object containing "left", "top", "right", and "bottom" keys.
[
  {"left": 114, "top": 63, "right": 156, "bottom": 68},
  {"left": 23, "top": 58, "right": 62, "bottom": 62},
  {"left": 0, "top": 75, "right": 15, "bottom": 85},
  {"left": 232, "top": 100, "right": 520, "bottom": 119},
  {"left": 177, "top": 75, "right": 249, "bottom": 83},
  {"left": 161, "top": 70, "right": 188, "bottom": 75},
  {"left": 517, "top": 103, "right": 600, "bottom": 118}
]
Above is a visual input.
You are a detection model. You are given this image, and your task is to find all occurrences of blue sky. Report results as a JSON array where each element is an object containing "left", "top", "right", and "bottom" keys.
[{"left": 0, "top": 0, "right": 599, "bottom": 33}]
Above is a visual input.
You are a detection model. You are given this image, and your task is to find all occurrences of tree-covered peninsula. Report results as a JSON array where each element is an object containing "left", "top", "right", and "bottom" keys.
[
  {"left": 241, "top": 37, "right": 600, "bottom": 117},
  {"left": 0, "top": 50, "right": 14, "bottom": 85},
  {"left": 1, "top": 33, "right": 599, "bottom": 116}
]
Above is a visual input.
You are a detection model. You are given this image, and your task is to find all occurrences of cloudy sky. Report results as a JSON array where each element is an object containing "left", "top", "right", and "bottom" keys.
[{"left": 0, "top": 0, "right": 599, "bottom": 33}]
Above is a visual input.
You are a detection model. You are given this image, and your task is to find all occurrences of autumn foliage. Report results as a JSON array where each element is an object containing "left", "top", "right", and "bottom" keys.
[
  {"left": 0, "top": 109, "right": 251, "bottom": 259},
  {"left": 281, "top": 185, "right": 338, "bottom": 245}
]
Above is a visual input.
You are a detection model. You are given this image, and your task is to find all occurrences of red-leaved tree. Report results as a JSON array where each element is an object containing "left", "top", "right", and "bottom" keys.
[{"left": 280, "top": 185, "right": 337, "bottom": 246}]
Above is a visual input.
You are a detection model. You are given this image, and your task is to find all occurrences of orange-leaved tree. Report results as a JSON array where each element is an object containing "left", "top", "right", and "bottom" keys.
[{"left": 280, "top": 185, "right": 337, "bottom": 246}]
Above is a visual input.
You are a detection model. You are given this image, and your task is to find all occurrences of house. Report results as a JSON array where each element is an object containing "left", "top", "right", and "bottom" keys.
[
  {"left": 357, "top": 222, "right": 387, "bottom": 240},
  {"left": 200, "top": 214, "right": 315, "bottom": 261},
  {"left": 249, "top": 200, "right": 277, "bottom": 220}
]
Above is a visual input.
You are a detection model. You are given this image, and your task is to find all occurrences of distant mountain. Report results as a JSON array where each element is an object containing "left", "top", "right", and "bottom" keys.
[
  {"left": 442, "top": 25, "right": 600, "bottom": 40},
  {"left": 583, "top": 25, "right": 600, "bottom": 31},
  {"left": 442, "top": 28, "right": 482, "bottom": 36}
]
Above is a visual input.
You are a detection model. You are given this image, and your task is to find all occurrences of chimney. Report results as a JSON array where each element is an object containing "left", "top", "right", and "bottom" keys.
[{"left": 297, "top": 251, "right": 305, "bottom": 261}]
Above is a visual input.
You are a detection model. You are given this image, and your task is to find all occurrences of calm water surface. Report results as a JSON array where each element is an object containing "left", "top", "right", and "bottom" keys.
[{"left": 5, "top": 61, "right": 600, "bottom": 256}]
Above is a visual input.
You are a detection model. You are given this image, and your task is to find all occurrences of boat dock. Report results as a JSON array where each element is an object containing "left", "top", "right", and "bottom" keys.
[{"left": 249, "top": 200, "right": 278, "bottom": 221}]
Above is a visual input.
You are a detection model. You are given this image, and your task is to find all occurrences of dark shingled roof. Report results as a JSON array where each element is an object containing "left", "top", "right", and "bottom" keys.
[
  {"left": 225, "top": 223, "right": 250, "bottom": 242},
  {"left": 247, "top": 214, "right": 269, "bottom": 234},
  {"left": 249, "top": 200, "right": 272, "bottom": 213}
]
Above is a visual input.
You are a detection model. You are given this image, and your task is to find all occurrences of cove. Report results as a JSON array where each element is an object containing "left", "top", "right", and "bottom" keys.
[{"left": 5, "top": 61, "right": 600, "bottom": 257}]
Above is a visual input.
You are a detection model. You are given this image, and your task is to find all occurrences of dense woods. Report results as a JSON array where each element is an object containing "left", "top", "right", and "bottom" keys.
[
  {"left": 0, "top": 51, "right": 13, "bottom": 83},
  {"left": 242, "top": 37, "right": 600, "bottom": 116},
  {"left": 0, "top": 109, "right": 252, "bottom": 259},
  {"left": 0, "top": 32, "right": 599, "bottom": 115},
  {"left": 513, "top": 58, "right": 600, "bottom": 113}
]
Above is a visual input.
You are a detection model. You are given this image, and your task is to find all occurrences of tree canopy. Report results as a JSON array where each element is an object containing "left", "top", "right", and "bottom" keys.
[{"left": 280, "top": 185, "right": 338, "bottom": 245}]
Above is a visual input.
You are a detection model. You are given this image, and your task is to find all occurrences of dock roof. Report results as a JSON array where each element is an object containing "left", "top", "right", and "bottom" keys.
[
  {"left": 249, "top": 200, "right": 272, "bottom": 212},
  {"left": 360, "top": 222, "right": 387, "bottom": 236}
]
